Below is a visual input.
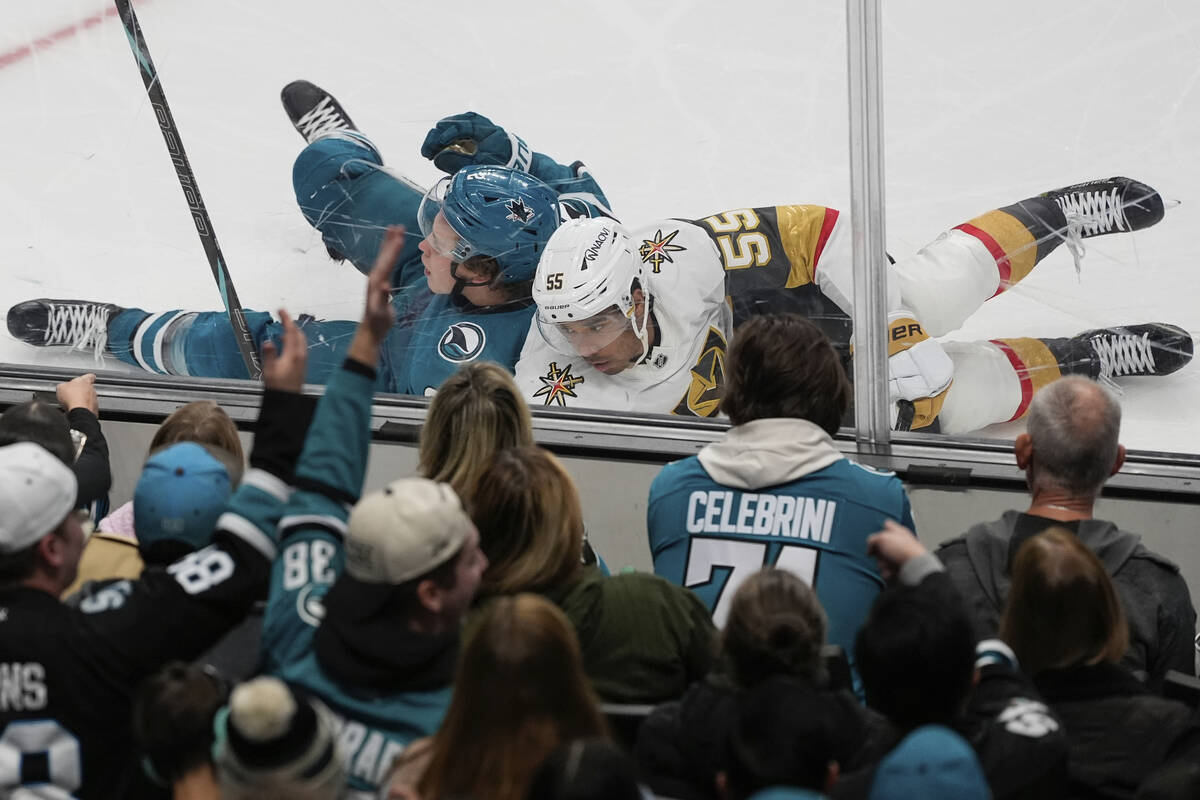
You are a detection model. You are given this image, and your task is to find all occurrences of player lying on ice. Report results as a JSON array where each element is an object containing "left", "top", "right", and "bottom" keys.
[
  {"left": 515, "top": 193, "right": 1192, "bottom": 433},
  {"left": 7, "top": 82, "right": 1192, "bottom": 432},
  {"left": 7, "top": 81, "right": 613, "bottom": 395}
]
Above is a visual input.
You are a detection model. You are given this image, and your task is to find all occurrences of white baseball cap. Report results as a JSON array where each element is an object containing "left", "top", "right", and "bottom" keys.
[
  {"left": 0, "top": 442, "right": 78, "bottom": 554},
  {"left": 345, "top": 477, "right": 474, "bottom": 584}
]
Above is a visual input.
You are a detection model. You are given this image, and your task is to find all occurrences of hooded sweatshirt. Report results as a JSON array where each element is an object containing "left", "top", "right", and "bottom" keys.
[
  {"left": 647, "top": 418, "right": 915, "bottom": 682},
  {"left": 937, "top": 511, "right": 1196, "bottom": 686}
]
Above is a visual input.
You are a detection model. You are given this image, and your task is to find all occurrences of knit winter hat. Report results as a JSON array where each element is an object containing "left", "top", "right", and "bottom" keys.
[
  {"left": 868, "top": 725, "right": 989, "bottom": 800},
  {"left": 213, "top": 676, "right": 344, "bottom": 796}
]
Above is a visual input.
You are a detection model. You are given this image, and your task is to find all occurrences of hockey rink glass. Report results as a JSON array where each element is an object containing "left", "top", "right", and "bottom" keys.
[
  {"left": 417, "top": 177, "right": 476, "bottom": 263},
  {"left": 537, "top": 306, "right": 636, "bottom": 357}
]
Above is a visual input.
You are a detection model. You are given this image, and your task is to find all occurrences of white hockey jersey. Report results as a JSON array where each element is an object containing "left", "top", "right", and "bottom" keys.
[{"left": 514, "top": 205, "right": 872, "bottom": 416}]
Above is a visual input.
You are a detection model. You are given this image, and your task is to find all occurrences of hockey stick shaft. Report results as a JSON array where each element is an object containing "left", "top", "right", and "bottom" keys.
[{"left": 113, "top": 0, "right": 262, "bottom": 378}]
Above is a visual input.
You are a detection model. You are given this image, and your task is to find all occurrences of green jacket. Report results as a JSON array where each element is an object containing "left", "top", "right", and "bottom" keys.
[
  {"left": 469, "top": 566, "right": 716, "bottom": 704},
  {"left": 548, "top": 566, "right": 716, "bottom": 704}
]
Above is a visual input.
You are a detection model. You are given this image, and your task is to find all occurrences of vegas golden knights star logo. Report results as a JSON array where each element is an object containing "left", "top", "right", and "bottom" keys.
[
  {"left": 673, "top": 327, "right": 727, "bottom": 417},
  {"left": 534, "top": 362, "right": 585, "bottom": 407},
  {"left": 639, "top": 229, "right": 686, "bottom": 273}
]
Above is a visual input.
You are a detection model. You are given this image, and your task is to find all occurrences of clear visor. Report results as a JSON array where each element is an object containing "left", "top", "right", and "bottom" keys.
[
  {"left": 536, "top": 305, "right": 636, "bottom": 357},
  {"left": 417, "top": 176, "right": 477, "bottom": 263}
]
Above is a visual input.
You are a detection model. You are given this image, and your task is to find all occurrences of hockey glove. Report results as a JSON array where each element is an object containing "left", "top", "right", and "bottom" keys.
[
  {"left": 420, "top": 111, "right": 533, "bottom": 174},
  {"left": 887, "top": 313, "right": 954, "bottom": 431}
]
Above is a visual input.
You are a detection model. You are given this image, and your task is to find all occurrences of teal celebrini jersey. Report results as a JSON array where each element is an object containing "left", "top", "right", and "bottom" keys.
[
  {"left": 646, "top": 418, "right": 915, "bottom": 689},
  {"left": 386, "top": 290, "right": 536, "bottom": 396},
  {"left": 258, "top": 360, "right": 452, "bottom": 798}
]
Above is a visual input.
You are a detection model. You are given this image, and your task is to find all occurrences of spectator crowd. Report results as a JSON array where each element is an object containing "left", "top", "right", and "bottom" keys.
[{"left": 0, "top": 228, "right": 1197, "bottom": 800}]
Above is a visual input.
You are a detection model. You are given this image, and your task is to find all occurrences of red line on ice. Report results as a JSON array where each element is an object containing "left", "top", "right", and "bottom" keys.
[{"left": 0, "top": 0, "right": 150, "bottom": 72}]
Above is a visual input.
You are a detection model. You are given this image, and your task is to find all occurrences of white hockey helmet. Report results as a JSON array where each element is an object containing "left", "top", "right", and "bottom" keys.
[{"left": 533, "top": 218, "right": 653, "bottom": 365}]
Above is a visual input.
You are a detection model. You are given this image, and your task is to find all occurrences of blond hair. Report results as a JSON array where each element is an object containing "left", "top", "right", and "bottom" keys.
[
  {"left": 152, "top": 402, "right": 243, "bottom": 463},
  {"left": 468, "top": 446, "right": 584, "bottom": 598},
  {"left": 419, "top": 362, "right": 533, "bottom": 500}
]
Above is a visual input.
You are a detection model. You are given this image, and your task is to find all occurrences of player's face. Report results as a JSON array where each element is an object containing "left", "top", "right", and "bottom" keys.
[
  {"left": 418, "top": 213, "right": 486, "bottom": 294},
  {"left": 418, "top": 213, "right": 461, "bottom": 294},
  {"left": 557, "top": 291, "right": 648, "bottom": 374}
]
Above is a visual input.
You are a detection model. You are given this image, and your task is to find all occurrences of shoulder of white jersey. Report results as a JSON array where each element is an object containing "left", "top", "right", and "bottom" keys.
[
  {"left": 513, "top": 318, "right": 553, "bottom": 381},
  {"left": 628, "top": 218, "right": 724, "bottom": 295}
]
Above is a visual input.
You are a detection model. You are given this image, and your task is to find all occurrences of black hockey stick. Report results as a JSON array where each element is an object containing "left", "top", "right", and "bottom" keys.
[{"left": 113, "top": 0, "right": 262, "bottom": 378}]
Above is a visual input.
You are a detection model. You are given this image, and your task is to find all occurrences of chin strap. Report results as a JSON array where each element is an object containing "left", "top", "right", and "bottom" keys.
[{"left": 631, "top": 287, "right": 653, "bottom": 365}]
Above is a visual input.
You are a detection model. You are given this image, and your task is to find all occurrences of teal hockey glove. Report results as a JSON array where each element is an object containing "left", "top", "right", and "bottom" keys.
[{"left": 420, "top": 112, "right": 532, "bottom": 174}]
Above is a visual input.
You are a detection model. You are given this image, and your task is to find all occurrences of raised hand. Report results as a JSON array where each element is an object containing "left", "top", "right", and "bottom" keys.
[
  {"left": 363, "top": 226, "right": 403, "bottom": 341},
  {"left": 261, "top": 309, "right": 308, "bottom": 393},
  {"left": 866, "top": 520, "right": 927, "bottom": 582},
  {"left": 346, "top": 226, "right": 403, "bottom": 367},
  {"left": 56, "top": 373, "right": 99, "bottom": 415}
]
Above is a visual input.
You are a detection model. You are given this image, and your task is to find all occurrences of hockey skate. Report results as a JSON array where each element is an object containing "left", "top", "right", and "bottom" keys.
[
  {"left": 281, "top": 79, "right": 363, "bottom": 144},
  {"left": 1041, "top": 177, "right": 1165, "bottom": 238},
  {"left": 7, "top": 298, "right": 123, "bottom": 359},
  {"left": 1054, "top": 323, "right": 1193, "bottom": 382}
]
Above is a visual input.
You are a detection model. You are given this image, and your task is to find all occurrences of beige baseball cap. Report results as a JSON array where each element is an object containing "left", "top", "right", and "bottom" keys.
[
  {"left": 345, "top": 477, "right": 474, "bottom": 584},
  {"left": 0, "top": 442, "right": 78, "bottom": 554}
]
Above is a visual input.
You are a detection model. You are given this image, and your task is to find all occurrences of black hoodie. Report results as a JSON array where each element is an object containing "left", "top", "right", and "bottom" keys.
[{"left": 937, "top": 511, "right": 1196, "bottom": 686}]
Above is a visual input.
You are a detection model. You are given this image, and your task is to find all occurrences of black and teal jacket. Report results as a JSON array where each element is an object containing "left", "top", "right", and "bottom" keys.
[{"left": 257, "top": 360, "right": 454, "bottom": 798}]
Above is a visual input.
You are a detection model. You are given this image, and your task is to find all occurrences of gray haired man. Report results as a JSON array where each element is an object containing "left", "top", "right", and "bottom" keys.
[{"left": 937, "top": 376, "right": 1195, "bottom": 686}]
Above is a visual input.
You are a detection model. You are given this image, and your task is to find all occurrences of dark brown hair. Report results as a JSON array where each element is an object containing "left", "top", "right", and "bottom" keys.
[
  {"left": 1000, "top": 527, "right": 1129, "bottom": 676},
  {"left": 133, "top": 662, "right": 229, "bottom": 785},
  {"left": 468, "top": 446, "right": 583, "bottom": 598},
  {"left": 721, "top": 568, "right": 828, "bottom": 687},
  {"left": 0, "top": 399, "right": 74, "bottom": 464},
  {"left": 721, "top": 314, "right": 850, "bottom": 434},
  {"left": 418, "top": 594, "right": 607, "bottom": 800}
]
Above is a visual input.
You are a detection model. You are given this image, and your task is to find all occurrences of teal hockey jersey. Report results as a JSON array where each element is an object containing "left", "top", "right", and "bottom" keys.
[
  {"left": 388, "top": 292, "right": 536, "bottom": 396},
  {"left": 259, "top": 361, "right": 452, "bottom": 798},
  {"left": 647, "top": 419, "right": 915, "bottom": 686}
]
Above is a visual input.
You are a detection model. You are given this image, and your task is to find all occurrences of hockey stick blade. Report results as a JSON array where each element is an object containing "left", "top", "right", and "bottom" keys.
[{"left": 113, "top": 0, "right": 262, "bottom": 379}]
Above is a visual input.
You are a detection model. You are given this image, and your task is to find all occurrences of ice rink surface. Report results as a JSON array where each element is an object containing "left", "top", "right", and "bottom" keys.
[{"left": 2, "top": 0, "right": 1199, "bottom": 453}]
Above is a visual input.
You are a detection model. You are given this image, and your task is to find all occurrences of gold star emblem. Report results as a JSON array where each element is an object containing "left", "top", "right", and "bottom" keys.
[
  {"left": 533, "top": 361, "right": 586, "bottom": 406},
  {"left": 639, "top": 229, "right": 686, "bottom": 273}
]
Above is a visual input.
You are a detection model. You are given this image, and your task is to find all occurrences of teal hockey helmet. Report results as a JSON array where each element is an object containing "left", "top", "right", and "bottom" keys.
[{"left": 417, "top": 165, "right": 561, "bottom": 284}]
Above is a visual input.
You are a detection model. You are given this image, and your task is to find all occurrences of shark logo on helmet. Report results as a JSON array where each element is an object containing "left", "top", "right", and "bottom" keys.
[{"left": 505, "top": 198, "right": 534, "bottom": 223}]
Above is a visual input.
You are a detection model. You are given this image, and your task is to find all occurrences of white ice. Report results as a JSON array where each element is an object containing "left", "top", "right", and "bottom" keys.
[{"left": 2, "top": 0, "right": 1199, "bottom": 453}]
